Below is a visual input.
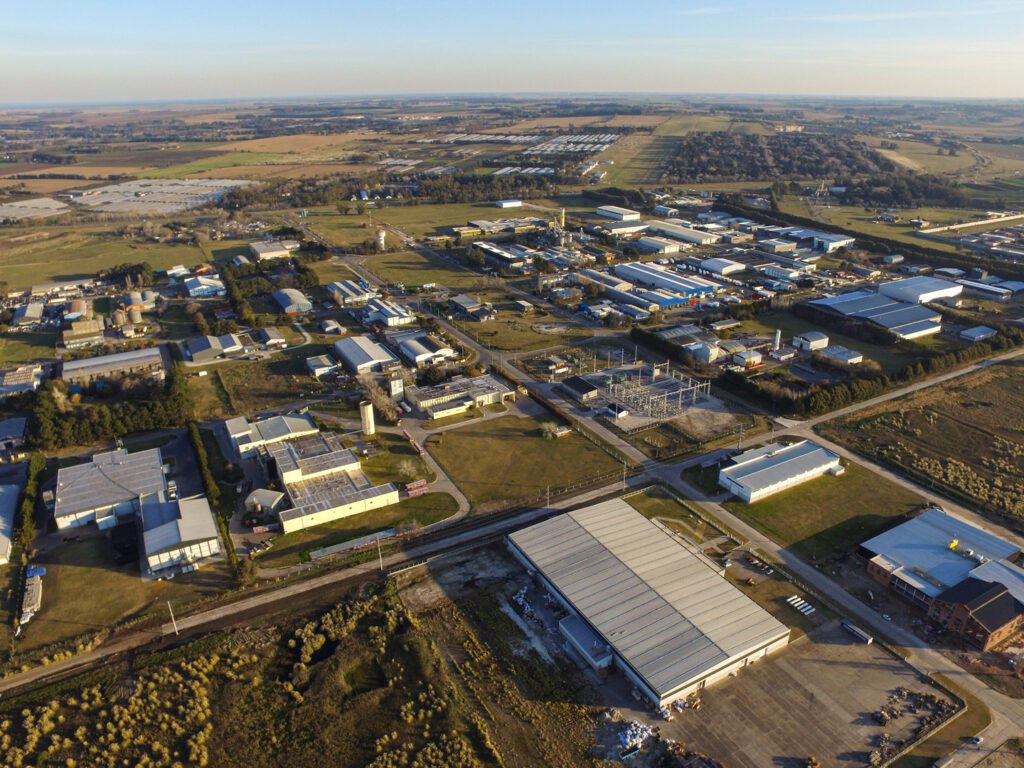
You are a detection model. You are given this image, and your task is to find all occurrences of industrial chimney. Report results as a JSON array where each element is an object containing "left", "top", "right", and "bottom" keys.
[{"left": 360, "top": 400, "right": 376, "bottom": 436}]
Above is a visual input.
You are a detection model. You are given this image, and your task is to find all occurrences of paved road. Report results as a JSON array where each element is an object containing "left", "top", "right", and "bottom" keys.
[{"left": 649, "top": 459, "right": 1024, "bottom": 767}]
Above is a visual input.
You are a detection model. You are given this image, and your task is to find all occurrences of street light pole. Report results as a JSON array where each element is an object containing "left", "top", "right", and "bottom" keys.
[{"left": 167, "top": 601, "right": 179, "bottom": 636}]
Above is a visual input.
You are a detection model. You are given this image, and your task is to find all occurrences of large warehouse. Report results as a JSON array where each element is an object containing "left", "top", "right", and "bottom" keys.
[
  {"left": 719, "top": 440, "right": 843, "bottom": 503},
  {"left": 808, "top": 290, "right": 944, "bottom": 340},
  {"left": 877, "top": 276, "right": 963, "bottom": 305},
  {"left": 644, "top": 220, "right": 721, "bottom": 245},
  {"left": 509, "top": 500, "right": 790, "bottom": 706},
  {"left": 613, "top": 262, "right": 719, "bottom": 298},
  {"left": 333, "top": 335, "right": 400, "bottom": 373}
]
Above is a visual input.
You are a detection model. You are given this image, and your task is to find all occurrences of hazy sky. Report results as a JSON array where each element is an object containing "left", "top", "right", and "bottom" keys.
[{"left": 3, "top": 0, "right": 1022, "bottom": 103}]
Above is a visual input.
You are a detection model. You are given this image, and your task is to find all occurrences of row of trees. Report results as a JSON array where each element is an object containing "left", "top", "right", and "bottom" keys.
[
  {"left": 29, "top": 365, "right": 193, "bottom": 450},
  {"left": 17, "top": 453, "right": 46, "bottom": 552},
  {"left": 97, "top": 261, "right": 154, "bottom": 288}
]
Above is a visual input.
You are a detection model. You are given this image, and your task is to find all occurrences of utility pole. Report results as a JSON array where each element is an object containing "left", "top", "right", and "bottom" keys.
[
  {"left": 546, "top": 484, "right": 551, "bottom": 508},
  {"left": 167, "top": 601, "right": 179, "bottom": 636},
  {"left": 622, "top": 461, "right": 627, "bottom": 491},
  {"left": 376, "top": 535, "right": 384, "bottom": 572}
]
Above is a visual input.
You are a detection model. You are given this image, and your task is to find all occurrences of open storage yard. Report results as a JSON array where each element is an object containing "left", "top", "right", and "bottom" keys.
[
  {"left": 653, "top": 622, "right": 958, "bottom": 768},
  {"left": 426, "top": 411, "right": 621, "bottom": 509},
  {"left": 821, "top": 360, "right": 1024, "bottom": 524}
]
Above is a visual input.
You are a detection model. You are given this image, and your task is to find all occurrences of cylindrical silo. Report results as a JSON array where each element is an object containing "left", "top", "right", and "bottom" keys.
[{"left": 360, "top": 400, "right": 375, "bottom": 436}]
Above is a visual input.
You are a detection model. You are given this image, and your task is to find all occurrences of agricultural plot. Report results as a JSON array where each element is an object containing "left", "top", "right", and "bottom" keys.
[
  {"left": 0, "top": 229, "right": 207, "bottom": 291},
  {"left": 426, "top": 413, "right": 621, "bottom": 509},
  {"left": 821, "top": 361, "right": 1024, "bottom": 521},
  {"left": 724, "top": 462, "right": 925, "bottom": 564}
]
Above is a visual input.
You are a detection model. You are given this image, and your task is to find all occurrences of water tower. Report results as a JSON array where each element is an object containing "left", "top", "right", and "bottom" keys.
[
  {"left": 360, "top": 400, "right": 375, "bottom": 436},
  {"left": 375, "top": 228, "right": 387, "bottom": 251}
]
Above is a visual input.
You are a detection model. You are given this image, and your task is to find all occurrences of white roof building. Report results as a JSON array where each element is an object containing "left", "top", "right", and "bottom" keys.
[
  {"left": 0, "top": 485, "right": 18, "bottom": 566},
  {"left": 249, "top": 241, "right": 292, "bottom": 261},
  {"left": 225, "top": 412, "right": 319, "bottom": 459},
  {"left": 333, "top": 335, "right": 400, "bottom": 373},
  {"left": 719, "top": 440, "right": 843, "bottom": 503},
  {"left": 595, "top": 205, "right": 641, "bottom": 221},
  {"left": 508, "top": 499, "right": 790, "bottom": 706},
  {"left": 700, "top": 257, "right": 745, "bottom": 276},
  {"left": 140, "top": 495, "right": 221, "bottom": 574},
  {"left": 644, "top": 221, "right": 721, "bottom": 245},
  {"left": 878, "top": 277, "right": 963, "bottom": 305}
]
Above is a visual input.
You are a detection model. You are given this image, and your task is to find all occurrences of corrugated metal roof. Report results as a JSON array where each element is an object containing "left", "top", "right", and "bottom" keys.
[
  {"left": 720, "top": 441, "right": 840, "bottom": 496},
  {"left": 509, "top": 500, "right": 788, "bottom": 699},
  {"left": 0, "top": 485, "right": 18, "bottom": 564},
  {"left": 141, "top": 495, "right": 219, "bottom": 557},
  {"left": 862, "top": 509, "right": 1020, "bottom": 598},
  {"left": 55, "top": 448, "right": 166, "bottom": 520},
  {"left": 970, "top": 559, "right": 1024, "bottom": 606}
]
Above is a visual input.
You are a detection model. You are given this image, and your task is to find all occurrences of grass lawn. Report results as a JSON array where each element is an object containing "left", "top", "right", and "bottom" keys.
[
  {"left": 301, "top": 208, "right": 379, "bottom": 248},
  {"left": 455, "top": 311, "right": 591, "bottom": 352},
  {"left": 155, "top": 302, "right": 199, "bottom": 341},
  {"left": 681, "top": 463, "right": 724, "bottom": 496},
  {"left": 724, "top": 462, "right": 925, "bottom": 563},
  {"left": 21, "top": 537, "right": 232, "bottom": 653},
  {"left": 374, "top": 202, "right": 516, "bottom": 238},
  {"left": 0, "top": 328, "right": 57, "bottom": 364},
  {"left": 0, "top": 231, "right": 208, "bottom": 291},
  {"left": 625, "top": 485, "right": 726, "bottom": 545},
  {"left": 188, "top": 370, "right": 234, "bottom": 420},
  {"left": 736, "top": 310, "right": 958, "bottom": 375},
  {"left": 425, "top": 408, "right": 482, "bottom": 429},
  {"left": 202, "top": 239, "right": 255, "bottom": 263},
  {"left": 363, "top": 249, "right": 482, "bottom": 289},
  {"left": 358, "top": 431, "right": 437, "bottom": 486},
  {"left": 892, "top": 674, "right": 991, "bottom": 768},
  {"left": 426, "top": 414, "right": 620, "bottom": 507},
  {"left": 310, "top": 258, "right": 359, "bottom": 285},
  {"left": 214, "top": 343, "right": 327, "bottom": 415},
  {"left": 258, "top": 493, "right": 458, "bottom": 567}
]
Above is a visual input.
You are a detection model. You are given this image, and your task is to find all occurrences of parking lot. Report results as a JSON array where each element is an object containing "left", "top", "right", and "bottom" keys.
[{"left": 613, "top": 622, "right": 955, "bottom": 768}]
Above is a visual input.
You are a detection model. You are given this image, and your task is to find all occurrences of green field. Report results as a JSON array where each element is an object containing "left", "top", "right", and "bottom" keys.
[
  {"left": 155, "top": 302, "right": 200, "bottom": 340},
  {"left": 214, "top": 342, "right": 328, "bottom": 415},
  {"left": 363, "top": 249, "right": 482, "bottom": 289},
  {"left": 736, "top": 310, "right": 959, "bottom": 374},
  {"left": 0, "top": 328, "right": 57, "bottom": 364},
  {"left": 454, "top": 302, "right": 591, "bottom": 352},
  {"left": 300, "top": 208, "right": 381, "bottom": 248},
  {"left": 374, "top": 202, "right": 525, "bottom": 237},
  {"left": 17, "top": 537, "right": 232, "bottom": 654},
  {"left": 147, "top": 151, "right": 284, "bottom": 178},
  {"left": 0, "top": 230, "right": 208, "bottom": 291},
  {"left": 257, "top": 492, "right": 458, "bottom": 567},
  {"left": 724, "top": 462, "right": 925, "bottom": 563},
  {"left": 426, "top": 414, "right": 620, "bottom": 507}
]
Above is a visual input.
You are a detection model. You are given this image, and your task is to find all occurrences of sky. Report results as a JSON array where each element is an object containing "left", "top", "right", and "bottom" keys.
[{"left": 2, "top": 0, "right": 1022, "bottom": 104}]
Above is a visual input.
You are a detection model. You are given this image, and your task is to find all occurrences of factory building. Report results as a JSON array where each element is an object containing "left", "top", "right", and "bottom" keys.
[
  {"left": 267, "top": 432, "right": 399, "bottom": 534},
  {"left": 327, "top": 280, "right": 378, "bottom": 307},
  {"left": 636, "top": 236, "right": 681, "bottom": 255},
  {"left": 793, "top": 331, "right": 829, "bottom": 352},
  {"left": 700, "top": 257, "right": 745, "bottom": 276},
  {"left": 960, "top": 326, "right": 998, "bottom": 343},
  {"left": 52, "top": 448, "right": 221, "bottom": 575},
  {"left": 613, "top": 262, "right": 719, "bottom": 298},
  {"left": 395, "top": 332, "right": 456, "bottom": 368},
  {"left": 184, "top": 275, "right": 226, "bottom": 298},
  {"left": 0, "top": 365, "right": 45, "bottom": 400},
  {"left": 0, "top": 484, "right": 18, "bottom": 566},
  {"left": 333, "top": 335, "right": 400, "bottom": 374},
  {"left": 62, "top": 318, "right": 105, "bottom": 349},
  {"left": 185, "top": 333, "right": 244, "bottom": 363},
  {"left": 644, "top": 221, "right": 721, "bottom": 245},
  {"left": 860, "top": 509, "right": 1024, "bottom": 650},
  {"left": 808, "top": 291, "right": 944, "bottom": 340},
  {"left": 12, "top": 303, "right": 44, "bottom": 326},
  {"left": 361, "top": 298, "right": 415, "bottom": 328},
  {"left": 818, "top": 345, "right": 863, "bottom": 366},
  {"left": 719, "top": 440, "right": 843, "bottom": 503},
  {"left": 249, "top": 240, "right": 297, "bottom": 261},
  {"left": 225, "top": 412, "right": 320, "bottom": 460},
  {"left": 61, "top": 346, "right": 166, "bottom": 386},
  {"left": 273, "top": 288, "right": 312, "bottom": 315},
  {"left": 595, "top": 205, "right": 641, "bottom": 221},
  {"left": 306, "top": 354, "right": 340, "bottom": 379},
  {"left": 406, "top": 374, "right": 514, "bottom": 417},
  {"left": 877, "top": 277, "right": 962, "bottom": 305},
  {"left": 508, "top": 500, "right": 790, "bottom": 707}
]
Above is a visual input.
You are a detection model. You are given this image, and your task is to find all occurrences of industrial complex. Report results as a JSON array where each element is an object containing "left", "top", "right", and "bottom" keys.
[{"left": 508, "top": 499, "right": 790, "bottom": 706}]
